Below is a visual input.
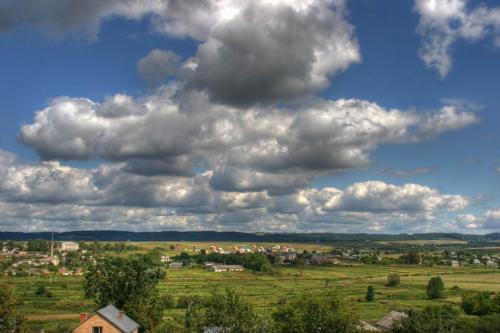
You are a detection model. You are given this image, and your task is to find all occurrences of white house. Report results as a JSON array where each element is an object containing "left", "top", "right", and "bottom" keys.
[{"left": 59, "top": 242, "right": 79, "bottom": 252}]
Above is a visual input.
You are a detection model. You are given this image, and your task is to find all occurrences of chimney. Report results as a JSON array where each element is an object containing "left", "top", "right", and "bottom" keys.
[
  {"left": 80, "top": 313, "right": 88, "bottom": 323},
  {"left": 118, "top": 311, "right": 124, "bottom": 320}
]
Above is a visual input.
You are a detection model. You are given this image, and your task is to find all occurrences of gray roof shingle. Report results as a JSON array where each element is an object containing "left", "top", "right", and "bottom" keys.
[{"left": 97, "top": 305, "right": 139, "bottom": 333}]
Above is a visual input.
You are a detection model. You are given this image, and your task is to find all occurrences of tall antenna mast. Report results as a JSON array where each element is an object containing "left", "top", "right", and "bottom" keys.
[{"left": 50, "top": 232, "right": 54, "bottom": 258}]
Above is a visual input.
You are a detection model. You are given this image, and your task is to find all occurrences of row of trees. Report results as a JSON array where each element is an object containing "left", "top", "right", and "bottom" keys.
[{"left": 174, "top": 252, "right": 274, "bottom": 272}]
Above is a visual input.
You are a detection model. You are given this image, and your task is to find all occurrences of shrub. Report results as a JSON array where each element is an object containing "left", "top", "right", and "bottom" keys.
[
  {"left": 426, "top": 276, "right": 445, "bottom": 299},
  {"left": 366, "top": 285, "right": 375, "bottom": 302},
  {"left": 461, "top": 291, "right": 498, "bottom": 316},
  {"left": 177, "top": 295, "right": 209, "bottom": 308},
  {"left": 387, "top": 273, "right": 400, "bottom": 287},
  {"left": 161, "top": 294, "right": 177, "bottom": 309},
  {"left": 35, "top": 285, "right": 46, "bottom": 296}
]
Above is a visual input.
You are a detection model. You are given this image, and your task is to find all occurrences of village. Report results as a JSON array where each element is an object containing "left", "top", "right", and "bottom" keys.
[{"left": 2, "top": 239, "right": 499, "bottom": 279}]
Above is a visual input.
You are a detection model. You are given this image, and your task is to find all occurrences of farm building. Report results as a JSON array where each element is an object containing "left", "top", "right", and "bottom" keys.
[
  {"left": 209, "top": 264, "right": 245, "bottom": 272},
  {"left": 375, "top": 311, "right": 408, "bottom": 331},
  {"left": 309, "top": 254, "right": 340, "bottom": 265},
  {"left": 450, "top": 260, "right": 460, "bottom": 267},
  {"left": 72, "top": 304, "right": 139, "bottom": 333},
  {"left": 169, "top": 262, "right": 183, "bottom": 269}
]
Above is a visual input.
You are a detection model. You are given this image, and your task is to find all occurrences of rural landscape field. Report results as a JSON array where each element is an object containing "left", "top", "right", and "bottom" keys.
[{"left": 1, "top": 236, "right": 500, "bottom": 332}]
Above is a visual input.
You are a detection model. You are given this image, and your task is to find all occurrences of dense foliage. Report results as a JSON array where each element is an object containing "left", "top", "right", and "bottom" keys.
[
  {"left": 27, "top": 239, "right": 49, "bottom": 252},
  {"left": 84, "top": 251, "right": 166, "bottom": 332},
  {"left": 0, "top": 284, "right": 27, "bottom": 333},
  {"left": 461, "top": 291, "right": 500, "bottom": 316},
  {"left": 186, "top": 289, "right": 268, "bottom": 333},
  {"left": 272, "top": 290, "right": 360, "bottom": 333}
]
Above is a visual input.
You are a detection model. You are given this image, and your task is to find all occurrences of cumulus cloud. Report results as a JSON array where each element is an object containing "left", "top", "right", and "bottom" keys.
[
  {"left": 414, "top": 0, "right": 500, "bottom": 77},
  {"left": 0, "top": 152, "right": 472, "bottom": 232},
  {"left": 18, "top": 86, "right": 479, "bottom": 186},
  {"left": 138, "top": 49, "right": 180, "bottom": 87},
  {"left": 484, "top": 209, "right": 500, "bottom": 229},
  {"left": 180, "top": 0, "right": 360, "bottom": 105}
]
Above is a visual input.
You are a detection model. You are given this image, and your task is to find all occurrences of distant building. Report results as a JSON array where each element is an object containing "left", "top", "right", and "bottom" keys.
[
  {"left": 283, "top": 252, "right": 297, "bottom": 261},
  {"left": 450, "top": 260, "right": 460, "bottom": 267},
  {"left": 209, "top": 264, "right": 245, "bottom": 272},
  {"left": 73, "top": 304, "right": 139, "bottom": 333},
  {"left": 59, "top": 242, "right": 79, "bottom": 252},
  {"left": 375, "top": 311, "right": 408, "bottom": 331},
  {"left": 203, "top": 262, "right": 217, "bottom": 267},
  {"left": 169, "top": 262, "right": 183, "bottom": 269},
  {"left": 486, "top": 260, "right": 498, "bottom": 268},
  {"left": 309, "top": 254, "right": 340, "bottom": 265},
  {"left": 160, "top": 255, "right": 171, "bottom": 263}
]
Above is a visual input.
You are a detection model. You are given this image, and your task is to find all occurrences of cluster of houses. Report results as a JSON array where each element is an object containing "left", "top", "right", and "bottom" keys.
[
  {"left": 1, "top": 241, "right": 89, "bottom": 276},
  {"left": 446, "top": 254, "right": 499, "bottom": 268}
]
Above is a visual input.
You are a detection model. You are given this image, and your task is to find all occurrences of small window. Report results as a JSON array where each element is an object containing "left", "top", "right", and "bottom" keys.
[{"left": 92, "top": 327, "right": 103, "bottom": 333}]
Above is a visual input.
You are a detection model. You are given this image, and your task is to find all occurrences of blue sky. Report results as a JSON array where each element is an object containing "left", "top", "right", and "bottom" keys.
[{"left": 0, "top": 0, "right": 499, "bottom": 233}]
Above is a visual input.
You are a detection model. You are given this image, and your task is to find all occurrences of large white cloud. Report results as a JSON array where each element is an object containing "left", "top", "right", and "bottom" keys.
[
  {"left": 18, "top": 86, "right": 479, "bottom": 187},
  {"left": 414, "top": 0, "right": 500, "bottom": 77}
]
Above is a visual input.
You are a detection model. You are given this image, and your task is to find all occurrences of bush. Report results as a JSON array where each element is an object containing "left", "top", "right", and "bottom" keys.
[
  {"left": 426, "top": 276, "right": 445, "bottom": 299},
  {"left": 461, "top": 291, "right": 500, "bottom": 316},
  {"left": 35, "top": 285, "right": 46, "bottom": 296},
  {"left": 161, "top": 294, "right": 177, "bottom": 309},
  {"left": 273, "top": 290, "right": 359, "bottom": 333},
  {"left": 177, "top": 295, "right": 208, "bottom": 308},
  {"left": 366, "top": 285, "right": 375, "bottom": 302},
  {"left": 387, "top": 273, "right": 400, "bottom": 287}
]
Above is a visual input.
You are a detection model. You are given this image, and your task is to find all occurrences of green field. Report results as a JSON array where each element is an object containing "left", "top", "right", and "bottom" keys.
[{"left": 3, "top": 261, "right": 500, "bottom": 331}]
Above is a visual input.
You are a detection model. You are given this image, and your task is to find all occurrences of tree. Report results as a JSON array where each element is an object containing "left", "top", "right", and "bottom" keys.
[
  {"left": 426, "top": 276, "right": 445, "bottom": 299},
  {"left": 366, "top": 285, "right": 375, "bottom": 302},
  {"left": 274, "top": 255, "right": 284, "bottom": 274},
  {"left": 84, "top": 252, "right": 166, "bottom": 332},
  {"left": 402, "top": 251, "right": 421, "bottom": 265},
  {"left": 0, "top": 284, "right": 27, "bottom": 333},
  {"left": 186, "top": 289, "right": 266, "bottom": 333},
  {"left": 296, "top": 259, "right": 306, "bottom": 277},
  {"left": 461, "top": 291, "right": 499, "bottom": 316},
  {"left": 272, "top": 290, "right": 359, "bottom": 333},
  {"left": 27, "top": 239, "right": 49, "bottom": 252},
  {"left": 387, "top": 273, "right": 400, "bottom": 287},
  {"left": 391, "top": 305, "right": 464, "bottom": 333}
]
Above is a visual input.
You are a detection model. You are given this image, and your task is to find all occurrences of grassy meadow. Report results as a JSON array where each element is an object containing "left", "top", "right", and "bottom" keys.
[{"left": 2, "top": 241, "right": 500, "bottom": 331}]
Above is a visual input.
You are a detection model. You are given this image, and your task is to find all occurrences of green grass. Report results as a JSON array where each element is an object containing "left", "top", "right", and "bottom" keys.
[{"left": 5, "top": 264, "right": 499, "bottom": 331}]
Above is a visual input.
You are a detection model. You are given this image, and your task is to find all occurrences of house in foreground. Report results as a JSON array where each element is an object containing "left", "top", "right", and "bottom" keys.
[
  {"left": 375, "top": 310, "right": 408, "bottom": 331},
  {"left": 72, "top": 305, "right": 139, "bottom": 333}
]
